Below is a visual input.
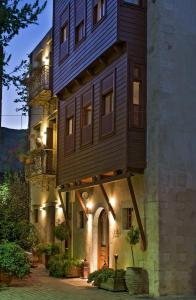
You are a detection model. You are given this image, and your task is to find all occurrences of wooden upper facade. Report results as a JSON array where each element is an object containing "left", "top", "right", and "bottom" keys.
[{"left": 53, "top": 0, "right": 147, "bottom": 187}]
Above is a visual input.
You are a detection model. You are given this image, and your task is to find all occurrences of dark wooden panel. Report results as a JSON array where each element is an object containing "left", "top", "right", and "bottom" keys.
[{"left": 53, "top": 0, "right": 118, "bottom": 95}]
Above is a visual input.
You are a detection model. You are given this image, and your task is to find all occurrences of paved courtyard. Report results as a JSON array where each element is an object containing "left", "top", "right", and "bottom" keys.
[{"left": 0, "top": 266, "right": 196, "bottom": 300}]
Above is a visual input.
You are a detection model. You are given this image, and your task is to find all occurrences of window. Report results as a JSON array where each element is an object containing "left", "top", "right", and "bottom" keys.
[
  {"left": 93, "top": 0, "right": 106, "bottom": 25},
  {"left": 123, "top": 0, "right": 140, "bottom": 5},
  {"left": 65, "top": 101, "right": 75, "bottom": 154},
  {"left": 78, "top": 211, "right": 85, "bottom": 229},
  {"left": 34, "top": 209, "right": 39, "bottom": 223},
  {"left": 122, "top": 208, "right": 133, "bottom": 230},
  {"left": 83, "top": 104, "right": 92, "bottom": 126},
  {"left": 67, "top": 116, "right": 74, "bottom": 135},
  {"left": 75, "top": 21, "right": 85, "bottom": 44},
  {"left": 61, "top": 24, "right": 68, "bottom": 44},
  {"left": 103, "top": 91, "right": 114, "bottom": 116},
  {"left": 131, "top": 65, "right": 144, "bottom": 128},
  {"left": 81, "top": 89, "right": 93, "bottom": 146},
  {"left": 100, "top": 73, "right": 115, "bottom": 137}
]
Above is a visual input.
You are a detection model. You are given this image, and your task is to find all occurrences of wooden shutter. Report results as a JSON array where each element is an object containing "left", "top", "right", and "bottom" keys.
[
  {"left": 75, "top": 0, "right": 85, "bottom": 26},
  {"left": 81, "top": 89, "right": 93, "bottom": 146},
  {"left": 65, "top": 100, "right": 75, "bottom": 154}
]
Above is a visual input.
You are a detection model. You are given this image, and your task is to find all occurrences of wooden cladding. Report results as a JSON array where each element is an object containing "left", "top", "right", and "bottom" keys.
[
  {"left": 65, "top": 100, "right": 75, "bottom": 154},
  {"left": 60, "top": 5, "right": 70, "bottom": 62},
  {"left": 130, "top": 64, "right": 145, "bottom": 129},
  {"left": 100, "top": 72, "right": 115, "bottom": 137},
  {"left": 81, "top": 88, "right": 93, "bottom": 146},
  {"left": 75, "top": 0, "right": 86, "bottom": 45}
]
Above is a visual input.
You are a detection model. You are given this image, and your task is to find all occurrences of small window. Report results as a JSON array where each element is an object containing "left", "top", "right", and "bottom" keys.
[
  {"left": 133, "top": 81, "right": 141, "bottom": 105},
  {"left": 103, "top": 91, "right": 114, "bottom": 116},
  {"left": 124, "top": 0, "right": 140, "bottom": 5},
  {"left": 122, "top": 208, "right": 133, "bottom": 230},
  {"left": 75, "top": 21, "right": 85, "bottom": 44},
  {"left": 34, "top": 209, "right": 39, "bottom": 223},
  {"left": 94, "top": 0, "right": 106, "bottom": 25},
  {"left": 67, "top": 116, "right": 74, "bottom": 135},
  {"left": 61, "top": 24, "right": 68, "bottom": 44},
  {"left": 83, "top": 104, "right": 92, "bottom": 126},
  {"left": 78, "top": 211, "right": 85, "bottom": 229},
  {"left": 131, "top": 65, "right": 144, "bottom": 128}
]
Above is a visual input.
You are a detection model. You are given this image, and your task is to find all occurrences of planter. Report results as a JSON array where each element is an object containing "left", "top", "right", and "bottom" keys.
[
  {"left": 0, "top": 271, "right": 12, "bottom": 286},
  {"left": 66, "top": 266, "right": 81, "bottom": 278},
  {"left": 125, "top": 267, "right": 148, "bottom": 295},
  {"left": 100, "top": 277, "right": 127, "bottom": 292}
]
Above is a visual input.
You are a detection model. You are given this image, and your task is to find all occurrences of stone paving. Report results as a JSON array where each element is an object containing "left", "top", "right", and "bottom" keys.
[{"left": 0, "top": 266, "right": 196, "bottom": 300}]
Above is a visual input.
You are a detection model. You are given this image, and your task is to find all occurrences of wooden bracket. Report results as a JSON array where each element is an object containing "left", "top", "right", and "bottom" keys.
[
  {"left": 99, "top": 184, "right": 116, "bottom": 220},
  {"left": 58, "top": 190, "right": 68, "bottom": 224},
  {"left": 127, "top": 177, "right": 147, "bottom": 251},
  {"left": 76, "top": 191, "right": 88, "bottom": 220}
]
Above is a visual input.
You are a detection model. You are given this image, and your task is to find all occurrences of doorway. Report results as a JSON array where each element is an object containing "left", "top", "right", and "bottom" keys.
[{"left": 98, "top": 210, "right": 109, "bottom": 269}]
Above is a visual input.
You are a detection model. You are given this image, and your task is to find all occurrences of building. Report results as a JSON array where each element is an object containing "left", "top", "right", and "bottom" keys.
[
  {"left": 27, "top": 30, "right": 59, "bottom": 244},
  {"left": 28, "top": 0, "right": 196, "bottom": 297}
]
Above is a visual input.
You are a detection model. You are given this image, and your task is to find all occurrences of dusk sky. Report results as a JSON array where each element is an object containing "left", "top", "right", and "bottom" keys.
[{"left": 2, "top": 1, "right": 53, "bottom": 130}]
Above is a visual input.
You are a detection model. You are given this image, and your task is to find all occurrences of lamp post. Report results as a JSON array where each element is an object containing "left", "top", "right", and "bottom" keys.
[{"left": 114, "top": 253, "right": 118, "bottom": 278}]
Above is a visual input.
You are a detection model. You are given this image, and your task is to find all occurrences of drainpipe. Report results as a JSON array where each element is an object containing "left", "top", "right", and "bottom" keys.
[{"left": 71, "top": 191, "right": 74, "bottom": 259}]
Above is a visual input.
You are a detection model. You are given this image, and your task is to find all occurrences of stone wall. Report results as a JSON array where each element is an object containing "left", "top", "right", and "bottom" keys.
[{"left": 147, "top": 0, "right": 196, "bottom": 295}]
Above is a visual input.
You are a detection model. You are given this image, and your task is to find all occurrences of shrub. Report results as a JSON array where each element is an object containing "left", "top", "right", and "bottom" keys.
[
  {"left": 36, "top": 243, "right": 60, "bottom": 256},
  {"left": 0, "top": 242, "right": 30, "bottom": 278},
  {"left": 54, "top": 222, "right": 70, "bottom": 241},
  {"left": 87, "top": 268, "right": 125, "bottom": 287},
  {"left": 48, "top": 255, "right": 81, "bottom": 278}
]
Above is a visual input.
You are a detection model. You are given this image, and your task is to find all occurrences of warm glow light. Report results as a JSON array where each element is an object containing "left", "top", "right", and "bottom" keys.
[
  {"left": 56, "top": 203, "right": 62, "bottom": 209},
  {"left": 40, "top": 206, "right": 46, "bottom": 211},
  {"left": 86, "top": 201, "right": 93, "bottom": 211},
  {"left": 110, "top": 197, "right": 116, "bottom": 207}
]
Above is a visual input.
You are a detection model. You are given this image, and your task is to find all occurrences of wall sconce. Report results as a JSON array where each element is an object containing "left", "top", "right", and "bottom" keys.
[
  {"left": 56, "top": 203, "right": 62, "bottom": 209},
  {"left": 40, "top": 206, "right": 46, "bottom": 211},
  {"left": 86, "top": 201, "right": 93, "bottom": 214},
  {"left": 110, "top": 197, "right": 116, "bottom": 208}
]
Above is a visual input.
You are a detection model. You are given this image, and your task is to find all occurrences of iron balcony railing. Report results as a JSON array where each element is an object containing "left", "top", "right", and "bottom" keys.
[
  {"left": 25, "top": 149, "right": 56, "bottom": 180},
  {"left": 29, "top": 65, "right": 51, "bottom": 101}
]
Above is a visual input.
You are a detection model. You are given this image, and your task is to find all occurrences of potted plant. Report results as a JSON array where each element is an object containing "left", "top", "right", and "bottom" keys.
[
  {"left": 36, "top": 243, "right": 60, "bottom": 268},
  {"left": 54, "top": 222, "right": 70, "bottom": 254},
  {"left": 48, "top": 255, "right": 81, "bottom": 278},
  {"left": 0, "top": 242, "right": 30, "bottom": 286},
  {"left": 125, "top": 226, "right": 148, "bottom": 295}
]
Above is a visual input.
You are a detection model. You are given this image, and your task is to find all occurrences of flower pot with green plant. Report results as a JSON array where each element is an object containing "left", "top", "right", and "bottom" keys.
[
  {"left": 125, "top": 226, "right": 148, "bottom": 295},
  {"left": 54, "top": 222, "right": 70, "bottom": 254},
  {"left": 0, "top": 242, "right": 30, "bottom": 286},
  {"left": 36, "top": 243, "right": 60, "bottom": 268}
]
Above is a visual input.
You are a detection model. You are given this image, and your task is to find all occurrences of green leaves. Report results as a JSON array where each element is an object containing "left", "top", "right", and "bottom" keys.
[
  {"left": 0, "top": 242, "right": 30, "bottom": 278},
  {"left": 126, "top": 226, "right": 140, "bottom": 246},
  {"left": 54, "top": 223, "right": 70, "bottom": 242}
]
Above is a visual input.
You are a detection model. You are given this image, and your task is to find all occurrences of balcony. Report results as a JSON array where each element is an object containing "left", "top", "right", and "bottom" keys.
[
  {"left": 28, "top": 65, "right": 52, "bottom": 105},
  {"left": 25, "top": 149, "right": 56, "bottom": 183}
]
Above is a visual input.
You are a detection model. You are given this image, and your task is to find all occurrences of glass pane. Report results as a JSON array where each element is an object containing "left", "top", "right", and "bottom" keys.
[
  {"left": 83, "top": 104, "right": 92, "bottom": 126},
  {"left": 62, "top": 25, "right": 68, "bottom": 43},
  {"left": 103, "top": 92, "right": 113, "bottom": 115},
  {"left": 133, "top": 81, "right": 140, "bottom": 105},
  {"left": 67, "top": 117, "right": 73, "bottom": 135}
]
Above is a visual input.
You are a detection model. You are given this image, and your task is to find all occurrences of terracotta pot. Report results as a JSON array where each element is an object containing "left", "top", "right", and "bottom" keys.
[
  {"left": 0, "top": 271, "right": 12, "bottom": 286},
  {"left": 66, "top": 266, "right": 81, "bottom": 278},
  {"left": 125, "top": 267, "right": 148, "bottom": 295}
]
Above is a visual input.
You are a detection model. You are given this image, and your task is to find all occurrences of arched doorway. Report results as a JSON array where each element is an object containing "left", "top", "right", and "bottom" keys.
[{"left": 98, "top": 209, "right": 109, "bottom": 269}]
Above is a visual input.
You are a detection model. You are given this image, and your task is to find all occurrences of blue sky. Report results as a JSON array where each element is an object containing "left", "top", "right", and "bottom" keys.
[{"left": 2, "top": 1, "right": 53, "bottom": 129}]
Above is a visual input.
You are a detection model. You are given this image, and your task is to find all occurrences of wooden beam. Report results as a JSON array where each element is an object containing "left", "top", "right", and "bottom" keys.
[
  {"left": 127, "top": 177, "right": 147, "bottom": 251},
  {"left": 76, "top": 191, "right": 88, "bottom": 220},
  {"left": 58, "top": 190, "right": 68, "bottom": 223},
  {"left": 99, "top": 184, "right": 116, "bottom": 220}
]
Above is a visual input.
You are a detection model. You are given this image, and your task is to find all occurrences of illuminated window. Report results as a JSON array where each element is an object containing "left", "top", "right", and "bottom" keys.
[
  {"left": 132, "top": 65, "right": 144, "bottom": 128},
  {"left": 94, "top": 0, "right": 106, "bottom": 25},
  {"left": 103, "top": 91, "right": 114, "bottom": 116},
  {"left": 75, "top": 21, "right": 85, "bottom": 44},
  {"left": 61, "top": 24, "right": 68, "bottom": 44},
  {"left": 122, "top": 208, "right": 133, "bottom": 230},
  {"left": 133, "top": 81, "right": 141, "bottom": 105},
  {"left": 67, "top": 117, "right": 74, "bottom": 135},
  {"left": 83, "top": 104, "right": 92, "bottom": 126}
]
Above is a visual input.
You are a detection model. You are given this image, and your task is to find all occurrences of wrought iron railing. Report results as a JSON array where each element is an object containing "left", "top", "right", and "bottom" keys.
[
  {"left": 29, "top": 65, "right": 51, "bottom": 100},
  {"left": 25, "top": 149, "right": 56, "bottom": 180}
]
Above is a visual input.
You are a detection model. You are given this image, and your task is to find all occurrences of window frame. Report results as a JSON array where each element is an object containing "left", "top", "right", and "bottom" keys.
[
  {"left": 75, "top": 20, "right": 85, "bottom": 46},
  {"left": 122, "top": 207, "right": 133, "bottom": 230},
  {"left": 100, "top": 71, "right": 116, "bottom": 139},
  {"left": 92, "top": 0, "right": 107, "bottom": 29},
  {"left": 80, "top": 87, "right": 93, "bottom": 147},
  {"left": 59, "top": 4, "right": 70, "bottom": 64},
  {"left": 64, "top": 100, "right": 76, "bottom": 155}
]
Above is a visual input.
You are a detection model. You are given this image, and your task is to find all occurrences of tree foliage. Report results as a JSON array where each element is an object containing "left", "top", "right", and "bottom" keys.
[
  {"left": 0, "top": 0, "right": 47, "bottom": 110},
  {"left": 0, "top": 172, "right": 38, "bottom": 250}
]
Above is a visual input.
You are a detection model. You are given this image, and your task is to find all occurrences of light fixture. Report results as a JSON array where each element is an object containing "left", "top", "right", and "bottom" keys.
[
  {"left": 86, "top": 201, "right": 93, "bottom": 213},
  {"left": 40, "top": 206, "right": 46, "bottom": 211},
  {"left": 56, "top": 203, "right": 62, "bottom": 209}
]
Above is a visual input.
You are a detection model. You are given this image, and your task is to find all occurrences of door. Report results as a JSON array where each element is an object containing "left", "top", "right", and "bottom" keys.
[{"left": 98, "top": 210, "right": 109, "bottom": 269}]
